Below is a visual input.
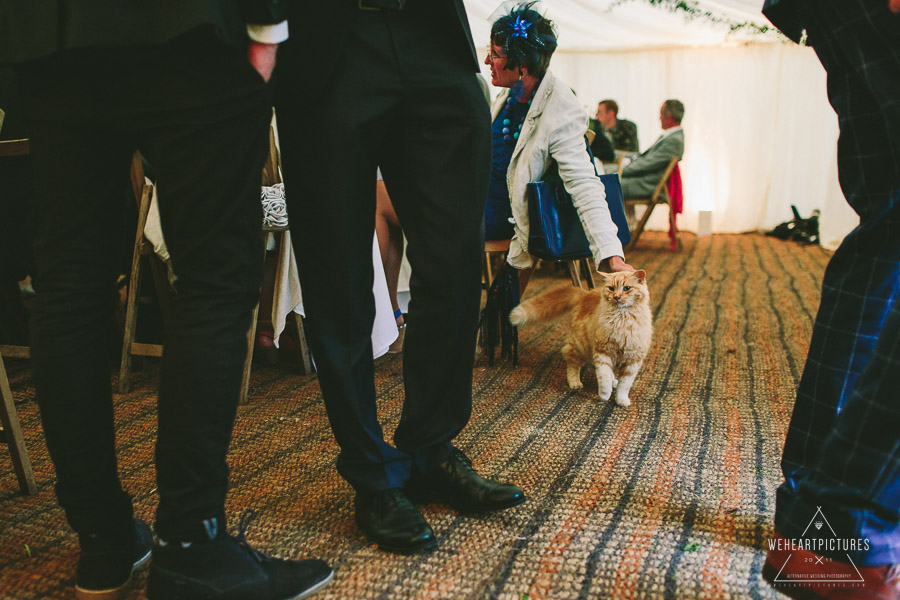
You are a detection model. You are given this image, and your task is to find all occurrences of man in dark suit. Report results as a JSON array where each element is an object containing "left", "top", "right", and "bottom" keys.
[
  {"left": 620, "top": 99, "right": 684, "bottom": 200},
  {"left": 274, "top": 1, "right": 525, "bottom": 554},
  {"left": 595, "top": 99, "right": 639, "bottom": 153},
  {"left": 760, "top": 1, "right": 900, "bottom": 598},
  {"left": 0, "top": 3, "right": 333, "bottom": 599}
]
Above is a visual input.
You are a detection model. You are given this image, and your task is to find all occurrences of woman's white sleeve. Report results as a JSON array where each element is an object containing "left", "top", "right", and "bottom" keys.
[{"left": 549, "top": 110, "right": 624, "bottom": 268}]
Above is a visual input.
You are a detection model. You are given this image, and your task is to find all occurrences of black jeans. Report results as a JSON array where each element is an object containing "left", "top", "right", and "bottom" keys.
[
  {"left": 19, "top": 28, "right": 270, "bottom": 541},
  {"left": 275, "top": 6, "right": 490, "bottom": 494}
]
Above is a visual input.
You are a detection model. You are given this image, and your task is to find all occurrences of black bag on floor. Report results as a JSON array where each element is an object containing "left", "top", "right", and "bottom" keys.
[{"left": 766, "top": 205, "right": 820, "bottom": 245}]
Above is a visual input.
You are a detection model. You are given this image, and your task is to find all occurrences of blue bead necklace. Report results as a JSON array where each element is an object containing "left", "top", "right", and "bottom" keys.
[{"left": 500, "top": 87, "right": 536, "bottom": 144}]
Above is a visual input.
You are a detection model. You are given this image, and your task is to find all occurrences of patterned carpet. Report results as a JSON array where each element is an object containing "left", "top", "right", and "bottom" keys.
[{"left": 0, "top": 232, "right": 832, "bottom": 600}]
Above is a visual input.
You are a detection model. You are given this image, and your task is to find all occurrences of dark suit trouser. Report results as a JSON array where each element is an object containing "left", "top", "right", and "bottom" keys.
[
  {"left": 18, "top": 29, "right": 271, "bottom": 541},
  {"left": 275, "top": 8, "right": 490, "bottom": 494},
  {"left": 774, "top": 0, "right": 900, "bottom": 565}
]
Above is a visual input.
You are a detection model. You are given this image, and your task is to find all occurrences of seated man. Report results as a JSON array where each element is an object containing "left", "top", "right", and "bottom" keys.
[
  {"left": 595, "top": 99, "right": 639, "bottom": 153},
  {"left": 620, "top": 99, "right": 684, "bottom": 199}
]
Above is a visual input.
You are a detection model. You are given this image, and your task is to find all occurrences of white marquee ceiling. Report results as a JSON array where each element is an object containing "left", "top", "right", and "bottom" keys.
[{"left": 463, "top": 0, "right": 782, "bottom": 52}]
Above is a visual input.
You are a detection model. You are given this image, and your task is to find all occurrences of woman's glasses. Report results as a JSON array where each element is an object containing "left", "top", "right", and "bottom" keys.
[{"left": 486, "top": 48, "right": 507, "bottom": 62}]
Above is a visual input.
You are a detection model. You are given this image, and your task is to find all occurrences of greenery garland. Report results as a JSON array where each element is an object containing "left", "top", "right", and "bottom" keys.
[{"left": 609, "top": 0, "right": 783, "bottom": 38}]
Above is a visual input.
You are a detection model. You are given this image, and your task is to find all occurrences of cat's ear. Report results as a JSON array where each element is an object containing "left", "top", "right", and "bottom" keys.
[
  {"left": 632, "top": 270, "right": 646, "bottom": 284},
  {"left": 598, "top": 272, "right": 612, "bottom": 280}
]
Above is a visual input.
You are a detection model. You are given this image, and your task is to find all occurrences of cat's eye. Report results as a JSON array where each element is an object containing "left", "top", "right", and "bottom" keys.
[
  {"left": 623, "top": 286, "right": 631, "bottom": 291},
  {"left": 607, "top": 286, "right": 615, "bottom": 291}
]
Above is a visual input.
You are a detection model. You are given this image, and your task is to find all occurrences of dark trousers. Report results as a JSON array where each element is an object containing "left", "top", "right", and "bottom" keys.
[
  {"left": 775, "top": 0, "right": 900, "bottom": 565},
  {"left": 275, "top": 8, "right": 490, "bottom": 494},
  {"left": 18, "top": 29, "right": 271, "bottom": 541}
]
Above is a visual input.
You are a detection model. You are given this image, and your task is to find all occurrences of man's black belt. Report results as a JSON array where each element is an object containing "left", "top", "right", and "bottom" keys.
[{"left": 359, "top": 0, "right": 406, "bottom": 10}]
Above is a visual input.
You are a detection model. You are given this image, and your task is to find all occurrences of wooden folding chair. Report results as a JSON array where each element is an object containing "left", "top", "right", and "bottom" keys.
[
  {"left": 566, "top": 257, "right": 596, "bottom": 289},
  {"left": 0, "top": 353, "right": 37, "bottom": 495},
  {"left": 241, "top": 128, "right": 314, "bottom": 403},
  {"left": 483, "top": 239, "right": 594, "bottom": 290},
  {"left": 624, "top": 157, "right": 680, "bottom": 252},
  {"left": 118, "top": 152, "right": 171, "bottom": 394},
  {"left": 483, "top": 239, "right": 511, "bottom": 286}
]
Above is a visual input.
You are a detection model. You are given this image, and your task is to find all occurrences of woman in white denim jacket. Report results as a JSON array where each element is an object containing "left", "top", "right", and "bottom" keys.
[{"left": 485, "top": 3, "right": 633, "bottom": 292}]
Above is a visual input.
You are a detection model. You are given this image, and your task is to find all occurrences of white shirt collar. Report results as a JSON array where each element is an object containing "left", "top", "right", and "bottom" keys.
[{"left": 660, "top": 125, "right": 683, "bottom": 139}]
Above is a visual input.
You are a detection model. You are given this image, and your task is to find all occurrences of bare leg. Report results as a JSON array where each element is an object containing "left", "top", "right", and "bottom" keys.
[
  {"left": 615, "top": 361, "right": 642, "bottom": 407},
  {"left": 375, "top": 180, "right": 404, "bottom": 326},
  {"left": 593, "top": 353, "right": 615, "bottom": 401},
  {"left": 562, "top": 343, "right": 583, "bottom": 390}
]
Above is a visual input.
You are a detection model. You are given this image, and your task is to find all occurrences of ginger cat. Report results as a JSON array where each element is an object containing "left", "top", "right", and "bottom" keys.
[{"left": 509, "top": 271, "right": 652, "bottom": 407}]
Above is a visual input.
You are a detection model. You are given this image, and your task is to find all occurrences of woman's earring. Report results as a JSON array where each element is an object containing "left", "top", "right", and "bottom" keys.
[{"left": 511, "top": 73, "right": 526, "bottom": 102}]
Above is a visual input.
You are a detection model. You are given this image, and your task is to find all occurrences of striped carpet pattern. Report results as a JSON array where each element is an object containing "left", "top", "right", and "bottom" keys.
[{"left": 0, "top": 233, "right": 832, "bottom": 599}]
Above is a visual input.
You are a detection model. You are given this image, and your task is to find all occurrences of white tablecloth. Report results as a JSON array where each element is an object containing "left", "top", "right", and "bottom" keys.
[{"left": 270, "top": 231, "right": 398, "bottom": 359}]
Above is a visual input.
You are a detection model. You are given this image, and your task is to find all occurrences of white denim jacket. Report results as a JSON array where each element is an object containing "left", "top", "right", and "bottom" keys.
[{"left": 492, "top": 71, "right": 624, "bottom": 270}]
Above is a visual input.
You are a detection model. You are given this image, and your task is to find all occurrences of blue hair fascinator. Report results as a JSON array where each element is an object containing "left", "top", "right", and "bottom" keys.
[
  {"left": 490, "top": 1, "right": 558, "bottom": 73},
  {"left": 510, "top": 15, "right": 533, "bottom": 40}
]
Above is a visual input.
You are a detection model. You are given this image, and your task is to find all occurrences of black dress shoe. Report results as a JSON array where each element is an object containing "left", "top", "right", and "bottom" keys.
[
  {"left": 406, "top": 449, "right": 526, "bottom": 514},
  {"left": 355, "top": 488, "right": 436, "bottom": 554}
]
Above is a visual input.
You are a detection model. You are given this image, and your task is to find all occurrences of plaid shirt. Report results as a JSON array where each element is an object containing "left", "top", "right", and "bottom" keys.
[{"left": 770, "top": 0, "right": 900, "bottom": 565}]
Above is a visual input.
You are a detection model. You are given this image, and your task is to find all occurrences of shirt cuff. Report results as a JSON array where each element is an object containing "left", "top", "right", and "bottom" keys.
[
  {"left": 506, "top": 236, "right": 534, "bottom": 270},
  {"left": 594, "top": 243, "right": 625, "bottom": 271},
  {"left": 246, "top": 22, "right": 289, "bottom": 44}
]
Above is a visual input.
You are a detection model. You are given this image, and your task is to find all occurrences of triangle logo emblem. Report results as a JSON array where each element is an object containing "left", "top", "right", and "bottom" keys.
[{"left": 771, "top": 507, "right": 866, "bottom": 583}]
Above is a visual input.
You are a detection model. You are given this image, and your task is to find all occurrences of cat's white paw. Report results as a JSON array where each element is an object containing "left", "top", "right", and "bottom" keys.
[
  {"left": 599, "top": 387, "right": 612, "bottom": 401},
  {"left": 568, "top": 378, "right": 584, "bottom": 390},
  {"left": 616, "top": 396, "right": 631, "bottom": 407}
]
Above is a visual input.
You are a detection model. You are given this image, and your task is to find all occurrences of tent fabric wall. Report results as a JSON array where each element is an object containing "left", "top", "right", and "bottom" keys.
[{"left": 465, "top": 1, "right": 856, "bottom": 250}]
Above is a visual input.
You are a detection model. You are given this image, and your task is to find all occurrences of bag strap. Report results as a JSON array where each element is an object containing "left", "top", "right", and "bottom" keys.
[
  {"left": 583, "top": 135, "right": 601, "bottom": 177},
  {"left": 544, "top": 134, "right": 602, "bottom": 180}
]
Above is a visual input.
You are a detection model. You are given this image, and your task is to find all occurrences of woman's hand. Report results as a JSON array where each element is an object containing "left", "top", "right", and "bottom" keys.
[
  {"left": 892, "top": 0, "right": 900, "bottom": 14},
  {"left": 600, "top": 255, "right": 636, "bottom": 273}
]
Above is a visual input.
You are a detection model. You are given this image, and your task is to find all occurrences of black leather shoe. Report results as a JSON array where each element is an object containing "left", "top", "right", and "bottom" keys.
[
  {"left": 75, "top": 518, "right": 153, "bottom": 600},
  {"left": 406, "top": 449, "right": 526, "bottom": 514},
  {"left": 354, "top": 488, "right": 436, "bottom": 554},
  {"left": 147, "top": 512, "right": 333, "bottom": 600}
]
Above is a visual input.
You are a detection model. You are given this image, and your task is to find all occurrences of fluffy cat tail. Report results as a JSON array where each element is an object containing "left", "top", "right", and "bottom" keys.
[{"left": 509, "top": 286, "right": 584, "bottom": 326}]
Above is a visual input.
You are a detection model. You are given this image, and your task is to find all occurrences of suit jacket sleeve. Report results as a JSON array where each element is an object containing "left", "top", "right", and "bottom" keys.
[
  {"left": 239, "top": 0, "right": 288, "bottom": 24},
  {"left": 622, "top": 133, "right": 683, "bottom": 178},
  {"left": 762, "top": 0, "right": 804, "bottom": 44}
]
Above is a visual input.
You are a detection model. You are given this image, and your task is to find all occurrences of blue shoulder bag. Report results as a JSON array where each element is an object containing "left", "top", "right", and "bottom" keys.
[{"left": 526, "top": 139, "right": 631, "bottom": 261}]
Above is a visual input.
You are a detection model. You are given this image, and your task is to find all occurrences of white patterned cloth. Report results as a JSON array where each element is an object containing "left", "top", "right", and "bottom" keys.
[{"left": 261, "top": 183, "right": 289, "bottom": 229}]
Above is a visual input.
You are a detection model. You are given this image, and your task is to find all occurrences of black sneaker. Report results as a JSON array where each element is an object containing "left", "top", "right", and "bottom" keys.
[
  {"left": 147, "top": 511, "right": 333, "bottom": 600},
  {"left": 75, "top": 517, "right": 153, "bottom": 600}
]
